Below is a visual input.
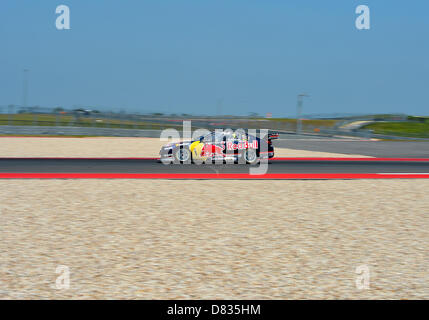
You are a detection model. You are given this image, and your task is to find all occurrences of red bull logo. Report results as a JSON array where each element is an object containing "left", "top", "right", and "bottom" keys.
[{"left": 226, "top": 140, "right": 258, "bottom": 151}]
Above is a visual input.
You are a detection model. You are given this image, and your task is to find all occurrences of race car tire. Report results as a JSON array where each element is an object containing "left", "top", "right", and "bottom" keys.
[
  {"left": 173, "top": 147, "right": 192, "bottom": 163},
  {"left": 160, "top": 158, "right": 172, "bottom": 165},
  {"left": 242, "top": 149, "right": 259, "bottom": 165}
]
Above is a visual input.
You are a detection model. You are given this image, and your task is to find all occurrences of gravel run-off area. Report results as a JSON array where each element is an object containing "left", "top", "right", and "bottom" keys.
[{"left": 0, "top": 179, "right": 427, "bottom": 299}]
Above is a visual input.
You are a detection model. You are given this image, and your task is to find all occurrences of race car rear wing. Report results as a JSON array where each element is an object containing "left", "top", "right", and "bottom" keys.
[{"left": 267, "top": 132, "right": 279, "bottom": 140}]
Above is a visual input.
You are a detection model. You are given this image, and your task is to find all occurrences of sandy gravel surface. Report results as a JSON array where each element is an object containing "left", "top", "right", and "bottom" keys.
[
  {"left": 0, "top": 180, "right": 427, "bottom": 299},
  {"left": 0, "top": 137, "right": 371, "bottom": 158}
]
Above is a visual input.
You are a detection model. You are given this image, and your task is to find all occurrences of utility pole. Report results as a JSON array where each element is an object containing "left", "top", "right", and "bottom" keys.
[
  {"left": 216, "top": 98, "right": 223, "bottom": 117},
  {"left": 22, "top": 69, "right": 29, "bottom": 109},
  {"left": 296, "top": 93, "right": 309, "bottom": 134},
  {"left": 8, "top": 105, "right": 14, "bottom": 125}
]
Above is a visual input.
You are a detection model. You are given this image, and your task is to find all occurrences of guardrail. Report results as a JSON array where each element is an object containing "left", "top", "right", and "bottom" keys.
[
  {"left": 0, "top": 124, "right": 369, "bottom": 138},
  {"left": 0, "top": 126, "right": 163, "bottom": 137},
  {"left": 1, "top": 124, "right": 426, "bottom": 140}
]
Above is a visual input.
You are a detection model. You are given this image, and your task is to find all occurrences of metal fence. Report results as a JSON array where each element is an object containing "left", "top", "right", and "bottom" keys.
[
  {"left": 1, "top": 105, "right": 420, "bottom": 139},
  {"left": 0, "top": 105, "right": 339, "bottom": 134},
  {"left": 0, "top": 126, "right": 162, "bottom": 137}
]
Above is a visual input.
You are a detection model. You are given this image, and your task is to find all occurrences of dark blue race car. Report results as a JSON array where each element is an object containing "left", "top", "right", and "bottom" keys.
[{"left": 160, "top": 130, "right": 279, "bottom": 164}]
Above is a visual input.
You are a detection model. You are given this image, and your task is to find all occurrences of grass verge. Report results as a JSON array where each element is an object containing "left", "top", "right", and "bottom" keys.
[{"left": 362, "top": 121, "right": 429, "bottom": 138}]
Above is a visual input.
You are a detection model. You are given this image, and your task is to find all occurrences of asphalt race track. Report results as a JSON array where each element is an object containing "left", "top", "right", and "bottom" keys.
[
  {"left": 272, "top": 139, "right": 429, "bottom": 158},
  {"left": 1, "top": 158, "right": 429, "bottom": 173},
  {"left": 1, "top": 158, "right": 429, "bottom": 179}
]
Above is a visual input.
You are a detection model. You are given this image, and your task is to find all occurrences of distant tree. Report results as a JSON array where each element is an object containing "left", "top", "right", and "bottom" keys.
[{"left": 53, "top": 107, "right": 64, "bottom": 113}]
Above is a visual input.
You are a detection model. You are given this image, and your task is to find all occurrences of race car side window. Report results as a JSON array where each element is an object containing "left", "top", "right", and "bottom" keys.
[
  {"left": 202, "top": 133, "right": 213, "bottom": 142},
  {"left": 214, "top": 132, "right": 224, "bottom": 142},
  {"left": 203, "top": 132, "right": 223, "bottom": 143}
]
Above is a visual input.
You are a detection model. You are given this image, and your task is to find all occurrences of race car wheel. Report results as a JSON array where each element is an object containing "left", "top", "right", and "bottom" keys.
[
  {"left": 174, "top": 148, "right": 191, "bottom": 163},
  {"left": 243, "top": 149, "right": 258, "bottom": 164},
  {"left": 160, "top": 158, "right": 172, "bottom": 165}
]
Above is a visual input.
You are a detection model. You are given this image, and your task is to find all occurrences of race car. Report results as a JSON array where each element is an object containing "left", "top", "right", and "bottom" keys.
[{"left": 159, "top": 130, "right": 279, "bottom": 164}]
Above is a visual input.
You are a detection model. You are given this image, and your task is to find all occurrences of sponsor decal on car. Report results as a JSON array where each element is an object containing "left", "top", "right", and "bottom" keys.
[
  {"left": 201, "top": 144, "right": 225, "bottom": 157},
  {"left": 186, "top": 139, "right": 259, "bottom": 160},
  {"left": 226, "top": 140, "right": 258, "bottom": 150}
]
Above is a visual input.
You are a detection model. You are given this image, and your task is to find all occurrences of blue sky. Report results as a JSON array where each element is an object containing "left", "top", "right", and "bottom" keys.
[{"left": 1, "top": 0, "right": 428, "bottom": 116}]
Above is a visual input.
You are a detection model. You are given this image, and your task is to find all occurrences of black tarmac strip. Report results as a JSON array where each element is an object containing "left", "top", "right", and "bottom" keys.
[
  {"left": 1, "top": 158, "right": 429, "bottom": 174},
  {"left": 273, "top": 140, "right": 429, "bottom": 158}
]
